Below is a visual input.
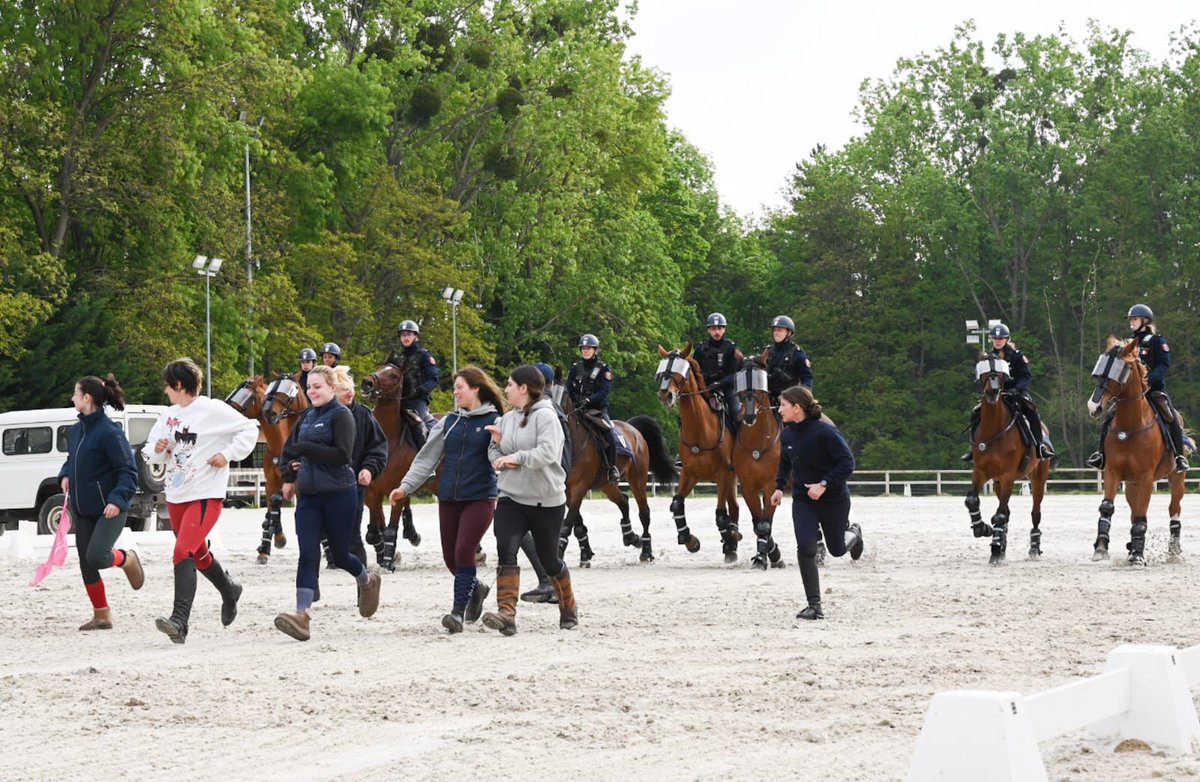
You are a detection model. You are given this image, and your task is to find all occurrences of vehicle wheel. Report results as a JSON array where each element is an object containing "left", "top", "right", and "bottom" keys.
[
  {"left": 138, "top": 456, "right": 166, "bottom": 493},
  {"left": 38, "top": 493, "right": 68, "bottom": 535}
]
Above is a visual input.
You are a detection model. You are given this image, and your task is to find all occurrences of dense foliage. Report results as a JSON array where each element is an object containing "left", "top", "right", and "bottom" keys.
[{"left": 2, "top": 9, "right": 1197, "bottom": 467}]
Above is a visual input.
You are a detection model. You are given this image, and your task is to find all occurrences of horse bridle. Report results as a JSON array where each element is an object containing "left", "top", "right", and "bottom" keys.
[
  {"left": 1090, "top": 347, "right": 1142, "bottom": 410},
  {"left": 263, "top": 377, "right": 304, "bottom": 424},
  {"left": 361, "top": 364, "right": 405, "bottom": 402},
  {"left": 225, "top": 380, "right": 262, "bottom": 417},
  {"left": 657, "top": 352, "right": 725, "bottom": 453}
]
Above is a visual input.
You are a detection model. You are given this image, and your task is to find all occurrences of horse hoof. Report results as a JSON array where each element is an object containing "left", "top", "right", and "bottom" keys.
[
  {"left": 1028, "top": 549, "right": 1041, "bottom": 560},
  {"left": 579, "top": 560, "right": 592, "bottom": 569},
  {"left": 1092, "top": 548, "right": 1109, "bottom": 561},
  {"left": 989, "top": 554, "right": 1005, "bottom": 565},
  {"left": 255, "top": 554, "right": 269, "bottom": 565},
  {"left": 972, "top": 523, "right": 992, "bottom": 538},
  {"left": 751, "top": 557, "right": 767, "bottom": 571},
  {"left": 406, "top": 533, "right": 422, "bottom": 547},
  {"left": 685, "top": 536, "right": 700, "bottom": 553},
  {"left": 623, "top": 532, "right": 641, "bottom": 548},
  {"left": 729, "top": 529, "right": 743, "bottom": 542},
  {"left": 475, "top": 551, "right": 487, "bottom": 566},
  {"left": 724, "top": 552, "right": 738, "bottom": 565},
  {"left": 273, "top": 534, "right": 287, "bottom": 549},
  {"left": 1128, "top": 555, "right": 1147, "bottom": 567},
  {"left": 1168, "top": 538, "right": 1183, "bottom": 557},
  {"left": 639, "top": 551, "right": 655, "bottom": 563}
]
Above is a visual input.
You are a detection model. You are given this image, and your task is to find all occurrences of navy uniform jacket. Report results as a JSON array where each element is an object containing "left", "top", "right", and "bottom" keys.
[
  {"left": 765, "top": 340, "right": 814, "bottom": 397},
  {"left": 1133, "top": 328, "right": 1171, "bottom": 392},
  {"left": 567, "top": 358, "right": 612, "bottom": 413},
  {"left": 387, "top": 344, "right": 440, "bottom": 402},
  {"left": 694, "top": 338, "right": 743, "bottom": 391},
  {"left": 775, "top": 417, "right": 856, "bottom": 502},
  {"left": 990, "top": 343, "right": 1031, "bottom": 393}
]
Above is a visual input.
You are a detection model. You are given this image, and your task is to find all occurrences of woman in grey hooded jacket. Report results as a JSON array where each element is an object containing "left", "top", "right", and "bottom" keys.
[{"left": 481, "top": 364, "right": 576, "bottom": 635}]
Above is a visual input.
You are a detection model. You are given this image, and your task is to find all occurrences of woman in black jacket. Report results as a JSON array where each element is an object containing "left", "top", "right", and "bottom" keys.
[
  {"left": 770, "top": 385, "right": 863, "bottom": 620},
  {"left": 58, "top": 375, "right": 143, "bottom": 630},
  {"left": 274, "top": 366, "right": 381, "bottom": 640}
]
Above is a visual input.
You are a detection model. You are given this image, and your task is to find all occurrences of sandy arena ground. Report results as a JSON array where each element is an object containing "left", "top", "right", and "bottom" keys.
[{"left": 4, "top": 492, "right": 1200, "bottom": 781}]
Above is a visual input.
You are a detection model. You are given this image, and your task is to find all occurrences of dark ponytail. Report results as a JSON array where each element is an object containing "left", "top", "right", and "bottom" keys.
[
  {"left": 78, "top": 374, "right": 127, "bottom": 411},
  {"left": 780, "top": 385, "right": 822, "bottom": 420},
  {"left": 509, "top": 364, "right": 545, "bottom": 427}
]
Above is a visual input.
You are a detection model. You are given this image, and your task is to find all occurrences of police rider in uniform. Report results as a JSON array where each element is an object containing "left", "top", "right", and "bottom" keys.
[
  {"left": 693, "top": 313, "right": 744, "bottom": 432},
  {"left": 764, "top": 315, "right": 813, "bottom": 406},
  {"left": 1087, "top": 304, "right": 1188, "bottom": 473},
  {"left": 962, "top": 323, "right": 1055, "bottom": 462},
  {"left": 567, "top": 334, "right": 621, "bottom": 484},
  {"left": 386, "top": 320, "right": 439, "bottom": 441},
  {"left": 320, "top": 342, "right": 341, "bottom": 368},
  {"left": 297, "top": 348, "right": 317, "bottom": 397}
]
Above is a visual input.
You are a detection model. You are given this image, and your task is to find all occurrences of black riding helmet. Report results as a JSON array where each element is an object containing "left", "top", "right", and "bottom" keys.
[
  {"left": 706, "top": 312, "right": 728, "bottom": 328},
  {"left": 397, "top": 320, "right": 420, "bottom": 335},
  {"left": 578, "top": 334, "right": 600, "bottom": 349},
  {"left": 988, "top": 323, "right": 1011, "bottom": 340},
  {"left": 321, "top": 342, "right": 341, "bottom": 357},
  {"left": 770, "top": 315, "right": 795, "bottom": 334},
  {"left": 298, "top": 348, "right": 317, "bottom": 361},
  {"left": 1127, "top": 304, "right": 1154, "bottom": 322}
]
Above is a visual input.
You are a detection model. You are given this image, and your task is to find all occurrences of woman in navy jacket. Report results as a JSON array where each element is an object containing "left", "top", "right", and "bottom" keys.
[
  {"left": 771, "top": 385, "right": 863, "bottom": 620},
  {"left": 275, "top": 366, "right": 382, "bottom": 641},
  {"left": 58, "top": 375, "right": 142, "bottom": 630},
  {"left": 391, "top": 366, "right": 505, "bottom": 633}
]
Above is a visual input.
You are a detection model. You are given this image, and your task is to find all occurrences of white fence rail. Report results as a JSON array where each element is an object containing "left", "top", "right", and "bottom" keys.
[
  {"left": 907, "top": 644, "right": 1200, "bottom": 781},
  {"left": 224, "top": 467, "right": 1198, "bottom": 505}
]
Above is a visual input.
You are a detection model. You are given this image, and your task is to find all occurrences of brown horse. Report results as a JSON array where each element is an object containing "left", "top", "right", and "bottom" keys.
[
  {"left": 733, "top": 356, "right": 787, "bottom": 570},
  {"left": 224, "top": 374, "right": 309, "bottom": 563},
  {"left": 963, "top": 355, "right": 1051, "bottom": 564},
  {"left": 656, "top": 344, "right": 738, "bottom": 562},
  {"left": 1087, "top": 337, "right": 1186, "bottom": 565},
  {"left": 360, "top": 362, "right": 432, "bottom": 571},
  {"left": 558, "top": 391, "right": 678, "bottom": 566}
]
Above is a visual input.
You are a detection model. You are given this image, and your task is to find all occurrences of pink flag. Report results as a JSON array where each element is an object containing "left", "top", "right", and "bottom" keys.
[{"left": 28, "top": 501, "right": 72, "bottom": 587}]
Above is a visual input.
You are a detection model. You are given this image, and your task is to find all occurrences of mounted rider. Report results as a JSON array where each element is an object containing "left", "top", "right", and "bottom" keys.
[
  {"left": 297, "top": 348, "right": 317, "bottom": 398},
  {"left": 385, "top": 320, "right": 439, "bottom": 444},
  {"left": 693, "top": 313, "right": 744, "bottom": 433},
  {"left": 764, "top": 315, "right": 813, "bottom": 406},
  {"left": 567, "top": 334, "right": 621, "bottom": 484},
  {"left": 320, "top": 342, "right": 341, "bottom": 368},
  {"left": 962, "top": 323, "right": 1055, "bottom": 462},
  {"left": 1087, "top": 304, "right": 1188, "bottom": 473}
]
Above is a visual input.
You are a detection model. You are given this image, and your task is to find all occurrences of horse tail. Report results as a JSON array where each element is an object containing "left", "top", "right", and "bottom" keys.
[{"left": 628, "top": 415, "right": 677, "bottom": 484}]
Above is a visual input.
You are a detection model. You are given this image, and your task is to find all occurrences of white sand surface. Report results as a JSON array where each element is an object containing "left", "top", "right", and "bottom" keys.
[{"left": 3, "top": 492, "right": 1200, "bottom": 781}]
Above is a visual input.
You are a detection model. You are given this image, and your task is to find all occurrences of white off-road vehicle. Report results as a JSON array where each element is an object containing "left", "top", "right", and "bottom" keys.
[{"left": 0, "top": 405, "right": 169, "bottom": 533}]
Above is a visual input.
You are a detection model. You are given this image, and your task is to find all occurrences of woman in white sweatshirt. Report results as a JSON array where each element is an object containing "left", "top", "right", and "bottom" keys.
[
  {"left": 481, "top": 364, "right": 577, "bottom": 635},
  {"left": 142, "top": 358, "right": 259, "bottom": 644}
]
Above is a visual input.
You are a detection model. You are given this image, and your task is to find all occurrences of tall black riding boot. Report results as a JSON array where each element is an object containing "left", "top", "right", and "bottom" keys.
[
  {"left": 1169, "top": 417, "right": 1189, "bottom": 472},
  {"left": 1024, "top": 404, "right": 1054, "bottom": 459},
  {"left": 519, "top": 531, "right": 557, "bottom": 603},
  {"left": 961, "top": 406, "right": 982, "bottom": 461},
  {"left": 156, "top": 559, "right": 197, "bottom": 644},
  {"left": 605, "top": 435, "right": 620, "bottom": 484},
  {"left": 796, "top": 545, "right": 823, "bottom": 620},
  {"left": 199, "top": 556, "right": 243, "bottom": 627}
]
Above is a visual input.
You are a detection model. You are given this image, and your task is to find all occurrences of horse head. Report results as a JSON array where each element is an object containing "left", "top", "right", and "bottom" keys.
[
  {"left": 974, "top": 353, "right": 1012, "bottom": 404},
  {"left": 737, "top": 355, "right": 770, "bottom": 426},
  {"left": 263, "top": 375, "right": 306, "bottom": 425},
  {"left": 361, "top": 363, "right": 405, "bottom": 403},
  {"left": 225, "top": 376, "right": 266, "bottom": 420},
  {"left": 655, "top": 343, "right": 698, "bottom": 409},
  {"left": 1087, "top": 337, "right": 1143, "bottom": 418}
]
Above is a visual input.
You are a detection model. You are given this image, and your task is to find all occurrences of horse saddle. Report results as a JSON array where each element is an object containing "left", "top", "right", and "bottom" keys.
[{"left": 583, "top": 409, "right": 613, "bottom": 431}]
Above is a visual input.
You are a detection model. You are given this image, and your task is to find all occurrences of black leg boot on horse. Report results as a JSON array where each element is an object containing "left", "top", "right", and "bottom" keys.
[
  {"left": 155, "top": 559, "right": 197, "bottom": 644},
  {"left": 1127, "top": 518, "right": 1148, "bottom": 566},
  {"left": 519, "top": 531, "right": 558, "bottom": 604},
  {"left": 795, "top": 541, "right": 824, "bottom": 620},
  {"left": 752, "top": 518, "right": 773, "bottom": 571},
  {"left": 989, "top": 513, "right": 1008, "bottom": 565}
]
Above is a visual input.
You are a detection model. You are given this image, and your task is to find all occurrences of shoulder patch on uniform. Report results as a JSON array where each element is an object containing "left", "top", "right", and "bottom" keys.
[
  {"left": 1162, "top": 343, "right": 1170, "bottom": 352},
  {"left": 604, "top": 371, "right": 613, "bottom": 380}
]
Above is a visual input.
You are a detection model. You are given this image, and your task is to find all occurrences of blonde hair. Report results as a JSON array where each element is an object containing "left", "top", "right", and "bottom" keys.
[
  {"left": 308, "top": 365, "right": 337, "bottom": 387},
  {"left": 330, "top": 365, "right": 354, "bottom": 394}
]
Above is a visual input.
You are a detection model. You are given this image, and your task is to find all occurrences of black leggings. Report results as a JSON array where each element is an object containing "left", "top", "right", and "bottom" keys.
[
  {"left": 494, "top": 498, "right": 565, "bottom": 573},
  {"left": 74, "top": 512, "right": 127, "bottom": 585}
]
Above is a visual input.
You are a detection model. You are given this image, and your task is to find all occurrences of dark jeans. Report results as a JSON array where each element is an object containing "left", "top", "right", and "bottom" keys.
[
  {"left": 792, "top": 497, "right": 851, "bottom": 556},
  {"left": 439, "top": 499, "right": 496, "bottom": 572},
  {"left": 494, "top": 498, "right": 565, "bottom": 574},
  {"left": 296, "top": 487, "right": 365, "bottom": 591},
  {"left": 74, "top": 511, "right": 127, "bottom": 585}
]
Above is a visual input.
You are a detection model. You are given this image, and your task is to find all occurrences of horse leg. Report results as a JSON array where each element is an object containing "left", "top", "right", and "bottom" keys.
[
  {"left": 1126, "top": 482, "right": 1149, "bottom": 567},
  {"left": 1168, "top": 473, "right": 1184, "bottom": 558},
  {"left": 600, "top": 482, "right": 640, "bottom": 548},
  {"left": 1093, "top": 472, "right": 1119, "bottom": 560},
  {"left": 671, "top": 471, "right": 701, "bottom": 553},
  {"left": 1028, "top": 467, "right": 1046, "bottom": 559},
  {"left": 560, "top": 503, "right": 579, "bottom": 560},
  {"left": 622, "top": 475, "right": 655, "bottom": 563},
  {"left": 637, "top": 502, "right": 654, "bottom": 563},
  {"left": 989, "top": 480, "right": 1011, "bottom": 565},
  {"left": 401, "top": 501, "right": 421, "bottom": 547},
  {"left": 380, "top": 504, "right": 402, "bottom": 572},
  {"left": 256, "top": 492, "right": 283, "bottom": 564},
  {"left": 965, "top": 472, "right": 991, "bottom": 538},
  {"left": 574, "top": 515, "right": 594, "bottom": 568},
  {"left": 717, "top": 476, "right": 740, "bottom": 564}
]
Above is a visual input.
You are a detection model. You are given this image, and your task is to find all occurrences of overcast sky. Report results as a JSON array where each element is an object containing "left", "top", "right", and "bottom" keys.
[{"left": 622, "top": 1, "right": 1195, "bottom": 219}]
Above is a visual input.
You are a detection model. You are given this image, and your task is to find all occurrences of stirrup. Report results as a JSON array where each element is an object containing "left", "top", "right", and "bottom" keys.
[
  {"left": 1175, "top": 454, "right": 1190, "bottom": 473},
  {"left": 960, "top": 450, "right": 974, "bottom": 462},
  {"left": 1086, "top": 452, "right": 1104, "bottom": 470},
  {"left": 1038, "top": 444, "right": 1055, "bottom": 460}
]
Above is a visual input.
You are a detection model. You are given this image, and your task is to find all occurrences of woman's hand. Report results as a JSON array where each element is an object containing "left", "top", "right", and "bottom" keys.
[
  {"left": 484, "top": 424, "right": 502, "bottom": 443},
  {"left": 493, "top": 454, "right": 519, "bottom": 470},
  {"left": 390, "top": 487, "right": 407, "bottom": 504},
  {"left": 282, "top": 482, "right": 295, "bottom": 501},
  {"left": 804, "top": 483, "right": 827, "bottom": 501},
  {"left": 154, "top": 438, "right": 171, "bottom": 453},
  {"left": 770, "top": 489, "right": 783, "bottom": 507},
  {"left": 102, "top": 503, "right": 121, "bottom": 519},
  {"left": 207, "top": 452, "right": 228, "bottom": 468},
  {"left": 61, "top": 477, "right": 69, "bottom": 494},
  {"left": 358, "top": 469, "right": 372, "bottom": 486}
]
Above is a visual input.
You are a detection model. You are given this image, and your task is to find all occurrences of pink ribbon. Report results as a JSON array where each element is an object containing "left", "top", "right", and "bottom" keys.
[{"left": 28, "top": 501, "right": 72, "bottom": 587}]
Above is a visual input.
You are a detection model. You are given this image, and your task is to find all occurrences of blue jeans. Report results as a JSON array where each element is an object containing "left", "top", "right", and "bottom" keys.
[{"left": 295, "top": 487, "right": 365, "bottom": 590}]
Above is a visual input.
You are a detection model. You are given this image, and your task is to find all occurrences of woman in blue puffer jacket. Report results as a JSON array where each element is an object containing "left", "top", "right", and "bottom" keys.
[{"left": 58, "top": 374, "right": 142, "bottom": 631}]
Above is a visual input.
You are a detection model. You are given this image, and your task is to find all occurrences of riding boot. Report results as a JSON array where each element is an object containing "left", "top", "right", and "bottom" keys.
[
  {"left": 445, "top": 567, "right": 474, "bottom": 634},
  {"left": 155, "top": 559, "right": 196, "bottom": 644},
  {"left": 1024, "top": 405, "right": 1054, "bottom": 459},
  {"left": 796, "top": 547, "right": 823, "bottom": 620},
  {"left": 482, "top": 566, "right": 519, "bottom": 636},
  {"left": 199, "top": 556, "right": 243, "bottom": 627},
  {"left": 550, "top": 565, "right": 578, "bottom": 630},
  {"left": 846, "top": 522, "right": 864, "bottom": 561},
  {"left": 961, "top": 407, "right": 981, "bottom": 461},
  {"left": 1168, "top": 415, "right": 1188, "bottom": 472},
  {"left": 1087, "top": 417, "right": 1111, "bottom": 469},
  {"left": 519, "top": 532, "right": 557, "bottom": 604},
  {"left": 605, "top": 435, "right": 620, "bottom": 484}
]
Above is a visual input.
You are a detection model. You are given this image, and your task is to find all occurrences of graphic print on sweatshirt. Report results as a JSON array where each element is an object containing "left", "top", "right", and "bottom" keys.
[{"left": 164, "top": 416, "right": 201, "bottom": 490}]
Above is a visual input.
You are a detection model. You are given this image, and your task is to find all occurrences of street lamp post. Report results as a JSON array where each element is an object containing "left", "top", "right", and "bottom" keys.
[
  {"left": 442, "top": 286, "right": 465, "bottom": 375},
  {"left": 964, "top": 318, "right": 1002, "bottom": 352},
  {"left": 194, "top": 255, "right": 225, "bottom": 397},
  {"left": 239, "top": 112, "right": 263, "bottom": 377}
]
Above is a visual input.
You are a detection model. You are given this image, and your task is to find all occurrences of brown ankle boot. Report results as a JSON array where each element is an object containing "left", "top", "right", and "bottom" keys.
[
  {"left": 121, "top": 550, "right": 144, "bottom": 590},
  {"left": 79, "top": 608, "right": 112, "bottom": 631},
  {"left": 550, "top": 566, "right": 578, "bottom": 629},
  {"left": 274, "top": 610, "right": 311, "bottom": 641},
  {"left": 482, "top": 565, "right": 519, "bottom": 636}
]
